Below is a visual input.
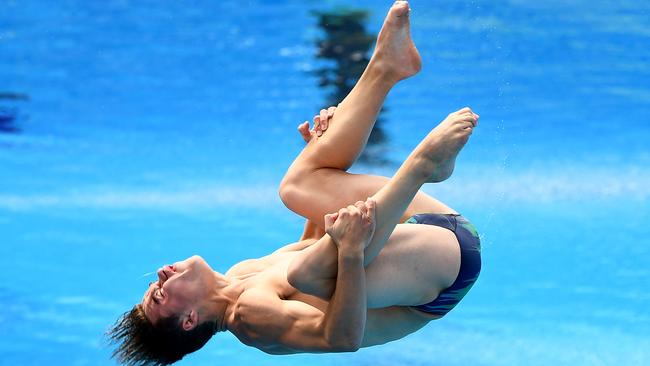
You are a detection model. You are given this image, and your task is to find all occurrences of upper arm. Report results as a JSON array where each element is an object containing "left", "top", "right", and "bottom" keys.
[
  {"left": 276, "top": 300, "right": 335, "bottom": 353},
  {"left": 239, "top": 292, "right": 341, "bottom": 353}
]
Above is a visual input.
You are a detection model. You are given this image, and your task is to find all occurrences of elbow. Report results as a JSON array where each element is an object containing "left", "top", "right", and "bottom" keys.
[
  {"left": 325, "top": 332, "right": 362, "bottom": 353},
  {"left": 338, "top": 342, "right": 361, "bottom": 353},
  {"left": 329, "top": 339, "right": 361, "bottom": 353},
  {"left": 287, "top": 259, "right": 317, "bottom": 295},
  {"left": 287, "top": 260, "right": 311, "bottom": 292}
]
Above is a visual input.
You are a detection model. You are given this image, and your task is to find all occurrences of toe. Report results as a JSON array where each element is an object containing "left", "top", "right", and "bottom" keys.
[{"left": 391, "top": 1, "right": 410, "bottom": 17}]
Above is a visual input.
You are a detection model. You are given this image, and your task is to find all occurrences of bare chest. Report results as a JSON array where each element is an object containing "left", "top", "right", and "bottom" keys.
[{"left": 228, "top": 252, "right": 327, "bottom": 308}]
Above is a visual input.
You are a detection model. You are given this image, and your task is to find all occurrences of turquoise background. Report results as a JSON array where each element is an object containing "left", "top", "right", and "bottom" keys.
[{"left": 1, "top": 1, "right": 648, "bottom": 365}]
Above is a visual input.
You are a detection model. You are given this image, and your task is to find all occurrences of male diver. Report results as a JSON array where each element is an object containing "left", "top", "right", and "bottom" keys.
[{"left": 109, "top": 1, "right": 481, "bottom": 364}]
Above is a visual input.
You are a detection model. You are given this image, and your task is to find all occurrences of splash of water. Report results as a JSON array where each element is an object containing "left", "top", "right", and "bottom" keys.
[{"left": 141, "top": 271, "right": 156, "bottom": 279}]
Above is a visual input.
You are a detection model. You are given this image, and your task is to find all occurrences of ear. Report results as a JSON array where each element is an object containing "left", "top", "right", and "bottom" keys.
[{"left": 182, "top": 309, "right": 198, "bottom": 331}]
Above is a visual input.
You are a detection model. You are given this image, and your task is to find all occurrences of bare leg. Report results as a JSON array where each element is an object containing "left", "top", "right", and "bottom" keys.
[
  {"left": 280, "top": 1, "right": 454, "bottom": 230},
  {"left": 288, "top": 108, "right": 477, "bottom": 298},
  {"left": 284, "top": 1, "right": 478, "bottom": 298},
  {"left": 293, "top": 1, "right": 421, "bottom": 171}
]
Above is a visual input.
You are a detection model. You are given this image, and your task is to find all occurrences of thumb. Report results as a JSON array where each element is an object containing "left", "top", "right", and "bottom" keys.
[
  {"left": 324, "top": 212, "right": 338, "bottom": 231},
  {"left": 298, "top": 122, "right": 311, "bottom": 142}
]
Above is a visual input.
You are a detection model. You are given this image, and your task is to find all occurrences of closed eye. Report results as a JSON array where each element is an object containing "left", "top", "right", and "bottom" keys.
[{"left": 149, "top": 284, "right": 162, "bottom": 305}]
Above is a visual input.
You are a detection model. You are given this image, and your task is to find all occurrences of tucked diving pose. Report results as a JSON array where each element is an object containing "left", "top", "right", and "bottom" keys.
[{"left": 108, "top": 1, "right": 481, "bottom": 364}]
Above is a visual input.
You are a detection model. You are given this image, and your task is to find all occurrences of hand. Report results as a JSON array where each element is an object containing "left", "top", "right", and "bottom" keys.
[
  {"left": 297, "top": 106, "right": 337, "bottom": 143},
  {"left": 323, "top": 198, "right": 376, "bottom": 253}
]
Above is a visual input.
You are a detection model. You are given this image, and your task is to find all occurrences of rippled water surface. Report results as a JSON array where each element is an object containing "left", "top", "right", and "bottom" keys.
[{"left": 1, "top": 1, "right": 649, "bottom": 365}]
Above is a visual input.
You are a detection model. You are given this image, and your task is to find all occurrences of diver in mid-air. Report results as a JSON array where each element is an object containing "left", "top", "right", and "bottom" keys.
[{"left": 109, "top": 2, "right": 481, "bottom": 364}]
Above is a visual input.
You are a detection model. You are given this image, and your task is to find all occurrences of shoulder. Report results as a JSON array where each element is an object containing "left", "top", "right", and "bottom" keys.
[
  {"left": 226, "top": 249, "right": 301, "bottom": 277},
  {"left": 233, "top": 289, "right": 328, "bottom": 353},
  {"left": 232, "top": 289, "right": 291, "bottom": 347},
  {"left": 225, "top": 258, "right": 261, "bottom": 277}
]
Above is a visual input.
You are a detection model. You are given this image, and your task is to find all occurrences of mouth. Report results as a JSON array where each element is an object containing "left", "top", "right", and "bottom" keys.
[{"left": 159, "top": 264, "right": 176, "bottom": 280}]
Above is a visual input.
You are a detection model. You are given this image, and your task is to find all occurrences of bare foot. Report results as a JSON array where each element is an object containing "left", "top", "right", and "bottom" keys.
[
  {"left": 414, "top": 107, "right": 480, "bottom": 183},
  {"left": 371, "top": 1, "right": 422, "bottom": 82}
]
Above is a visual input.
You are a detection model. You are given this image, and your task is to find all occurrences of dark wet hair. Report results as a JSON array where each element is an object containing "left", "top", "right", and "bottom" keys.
[{"left": 107, "top": 304, "right": 216, "bottom": 365}]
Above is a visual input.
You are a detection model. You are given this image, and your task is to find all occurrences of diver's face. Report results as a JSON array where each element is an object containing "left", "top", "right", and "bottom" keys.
[{"left": 141, "top": 255, "right": 214, "bottom": 324}]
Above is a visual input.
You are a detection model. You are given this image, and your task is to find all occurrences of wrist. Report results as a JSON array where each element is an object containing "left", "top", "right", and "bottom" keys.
[{"left": 338, "top": 247, "right": 364, "bottom": 261}]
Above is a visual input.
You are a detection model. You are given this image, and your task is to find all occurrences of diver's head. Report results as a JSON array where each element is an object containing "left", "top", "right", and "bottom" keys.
[{"left": 108, "top": 255, "right": 219, "bottom": 365}]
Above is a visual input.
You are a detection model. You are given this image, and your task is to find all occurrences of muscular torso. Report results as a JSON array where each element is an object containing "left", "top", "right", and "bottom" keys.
[{"left": 224, "top": 223, "right": 458, "bottom": 354}]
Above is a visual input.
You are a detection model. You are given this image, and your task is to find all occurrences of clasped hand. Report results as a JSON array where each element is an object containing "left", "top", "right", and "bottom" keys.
[{"left": 324, "top": 198, "right": 376, "bottom": 253}]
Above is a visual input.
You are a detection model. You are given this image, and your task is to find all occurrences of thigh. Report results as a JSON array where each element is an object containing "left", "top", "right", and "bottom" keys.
[
  {"left": 363, "top": 306, "right": 432, "bottom": 347},
  {"left": 364, "top": 224, "right": 461, "bottom": 308},
  {"left": 288, "top": 223, "right": 461, "bottom": 305},
  {"left": 283, "top": 168, "right": 457, "bottom": 229}
]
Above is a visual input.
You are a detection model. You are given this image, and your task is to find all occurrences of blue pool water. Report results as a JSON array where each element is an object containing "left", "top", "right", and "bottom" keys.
[{"left": 1, "top": 1, "right": 649, "bottom": 365}]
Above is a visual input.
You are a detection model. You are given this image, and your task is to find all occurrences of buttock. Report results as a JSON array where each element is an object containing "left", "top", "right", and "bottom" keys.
[{"left": 404, "top": 213, "right": 481, "bottom": 317}]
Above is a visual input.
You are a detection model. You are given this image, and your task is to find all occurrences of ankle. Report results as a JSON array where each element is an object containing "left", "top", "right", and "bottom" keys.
[
  {"left": 365, "top": 58, "right": 400, "bottom": 86},
  {"left": 402, "top": 154, "right": 433, "bottom": 186}
]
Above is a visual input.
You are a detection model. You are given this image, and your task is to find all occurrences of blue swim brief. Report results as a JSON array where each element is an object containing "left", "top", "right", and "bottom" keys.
[{"left": 404, "top": 213, "right": 481, "bottom": 317}]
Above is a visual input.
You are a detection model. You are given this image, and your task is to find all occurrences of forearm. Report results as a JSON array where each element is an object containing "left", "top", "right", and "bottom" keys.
[{"left": 322, "top": 247, "right": 366, "bottom": 351}]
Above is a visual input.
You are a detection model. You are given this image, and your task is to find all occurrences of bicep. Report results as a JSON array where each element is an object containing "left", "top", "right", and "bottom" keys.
[
  {"left": 277, "top": 300, "right": 333, "bottom": 353},
  {"left": 243, "top": 294, "right": 334, "bottom": 353}
]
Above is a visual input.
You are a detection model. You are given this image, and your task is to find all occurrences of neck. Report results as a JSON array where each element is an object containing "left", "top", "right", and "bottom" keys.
[{"left": 205, "top": 272, "right": 247, "bottom": 333}]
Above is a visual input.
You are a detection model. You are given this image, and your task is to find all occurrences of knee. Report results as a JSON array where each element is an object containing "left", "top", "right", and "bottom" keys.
[
  {"left": 287, "top": 260, "right": 310, "bottom": 291},
  {"left": 288, "top": 263, "right": 332, "bottom": 299},
  {"left": 279, "top": 169, "right": 309, "bottom": 211},
  {"left": 278, "top": 178, "right": 298, "bottom": 210}
]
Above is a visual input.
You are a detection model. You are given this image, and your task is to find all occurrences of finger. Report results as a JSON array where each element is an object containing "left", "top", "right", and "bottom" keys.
[
  {"left": 354, "top": 200, "right": 368, "bottom": 216},
  {"left": 366, "top": 198, "right": 376, "bottom": 222},
  {"left": 324, "top": 213, "right": 336, "bottom": 229},
  {"left": 318, "top": 109, "right": 328, "bottom": 134},
  {"left": 319, "top": 109, "right": 328, "bottom": 127},
  {"left": 347, "top": 205, "right": 361, "bottom": 217},
  {"left": 298, "top": 122, "right": 311, "bottom": 142},
  {"left": 322, "top": 106, "right": 335, "bottom": 131},
  {"left": 327, "top": 210, "right": 339, "bottom": 221},
  {"left": 456, "top": 107, "right": 472, "bottom": 115},
  {"left": 313, "top": 115, "right": 322, "bottom": 137}
]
